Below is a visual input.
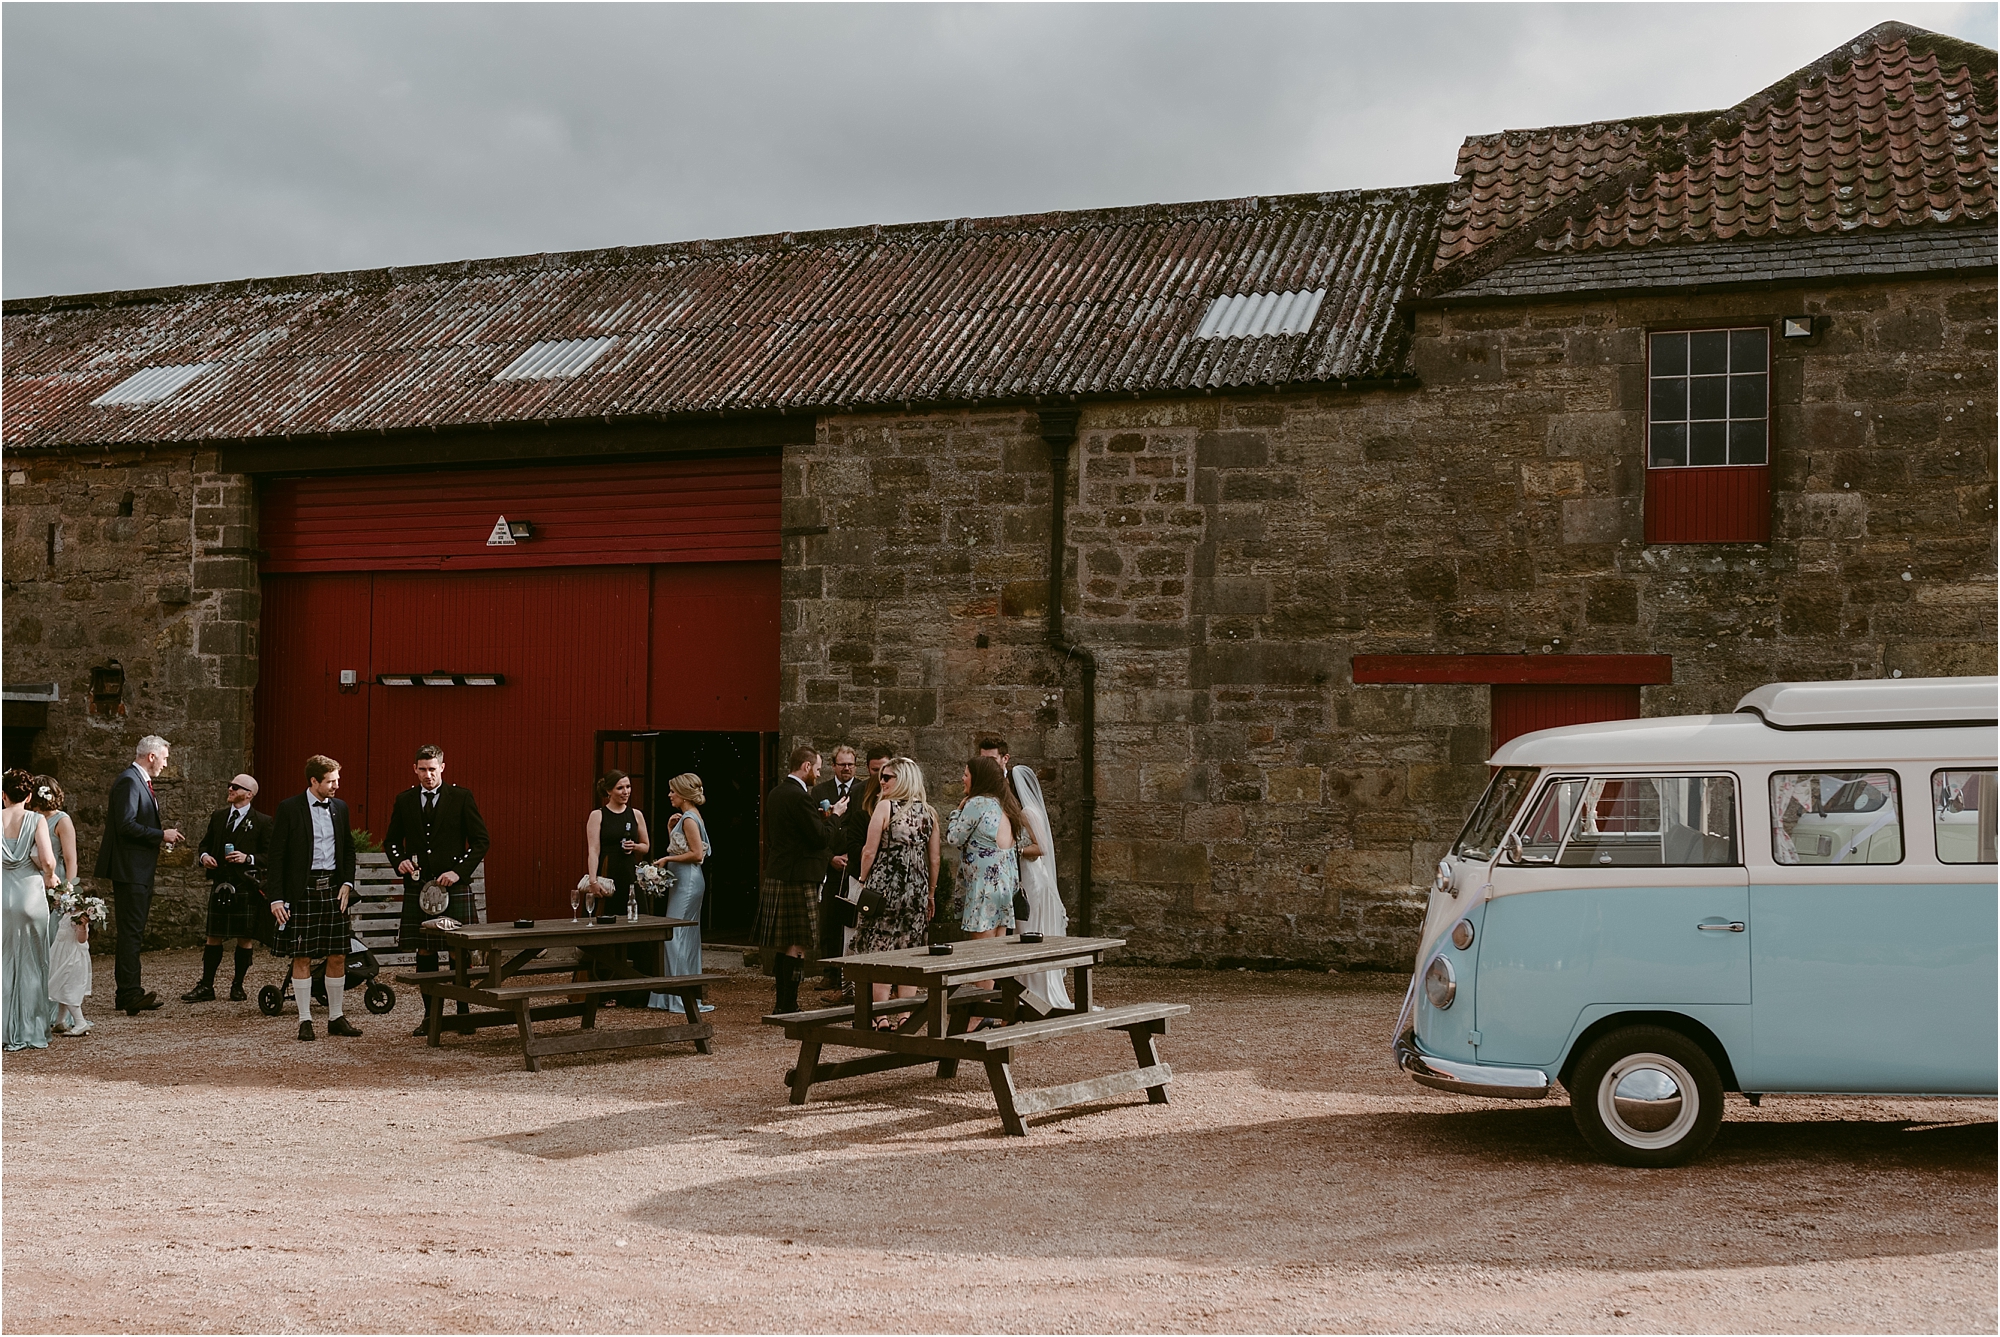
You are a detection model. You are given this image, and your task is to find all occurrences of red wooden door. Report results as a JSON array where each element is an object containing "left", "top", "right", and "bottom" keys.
[
  {"left": 364, "top": 568, "right": 650, "bottom": 918},
  {"left": 647, "top": 562, "right": 780, "bottom": 730},
  {"left": 1490, "top": 684, "right": 1643, "bottom": 756},
  {"left": 254, "top": 574, "right": 374, "bottom": 814}
]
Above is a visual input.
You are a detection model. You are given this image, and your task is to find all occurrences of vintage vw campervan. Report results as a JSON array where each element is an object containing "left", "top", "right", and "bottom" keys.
[{"left": 1395, "top": 676, "right": 1998, "bottom": 1166}]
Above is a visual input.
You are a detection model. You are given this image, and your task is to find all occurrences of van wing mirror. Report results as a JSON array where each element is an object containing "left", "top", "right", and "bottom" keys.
[{"left": 1501, "top": 831, "right": 1554, "bottom": 865}]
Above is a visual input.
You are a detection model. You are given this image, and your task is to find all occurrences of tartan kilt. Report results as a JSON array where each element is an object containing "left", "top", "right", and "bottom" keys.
[
  {"left": 272, "top": 875, "right": 352, "bottom": 959},
  {"left": 204, "top": 880, "right": 268, "bottom": 942},
  {"left": 755, "top": 878, "right": 819, "bottom": 973},
  {"left": 397, "top": 883, "right": 479, "bottom": 954}
]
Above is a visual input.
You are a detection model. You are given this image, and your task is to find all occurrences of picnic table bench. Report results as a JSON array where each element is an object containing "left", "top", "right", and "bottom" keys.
[
  {"left": 764, "top": 935, "right": 1188, "bottom": 1135},
  {"left": 401, "top": 915, "right": 718, "bottom": 1071}
]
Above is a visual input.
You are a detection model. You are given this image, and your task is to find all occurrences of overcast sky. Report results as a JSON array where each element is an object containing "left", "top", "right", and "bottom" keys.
[{"left": 4, "top": 3, "right": 1993, "bottom": 299}]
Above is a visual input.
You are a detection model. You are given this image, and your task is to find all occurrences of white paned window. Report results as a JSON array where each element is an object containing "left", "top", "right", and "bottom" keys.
[
  {"left": 90, "top": 363, "right": 215, "bottom": 406},
  {"left": 1195, "top": 289, "right": 1326, "bottom": 339},
  {"left": 495, "top": 337, "right": 618, "bottom": 381}
]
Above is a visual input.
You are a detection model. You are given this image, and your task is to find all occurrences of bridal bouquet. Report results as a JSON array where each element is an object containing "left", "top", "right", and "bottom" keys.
[
  {"left": 633, "top": 862, "right": 676, "bottom": 894},
  {"left": 51, "top": 883, "right": 106, "bottom": 926}
]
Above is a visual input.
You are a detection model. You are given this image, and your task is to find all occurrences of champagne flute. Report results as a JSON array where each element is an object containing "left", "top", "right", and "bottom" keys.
[
  {"left": 569, "top": 884, "right": 581, "bottom": 922},
  {"left": 584, "top": 883, "right": 599, "bottom": 918}
]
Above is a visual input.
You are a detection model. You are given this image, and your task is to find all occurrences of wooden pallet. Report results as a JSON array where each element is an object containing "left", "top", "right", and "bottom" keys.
[{"left": 350, "top": 852, "right": 487, "bottom": 969}]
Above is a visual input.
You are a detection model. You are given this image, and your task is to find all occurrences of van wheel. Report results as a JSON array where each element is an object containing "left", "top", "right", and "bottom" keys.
[{"left": 1569, "top": 1025, "right": 1723, "bottom": 1167}]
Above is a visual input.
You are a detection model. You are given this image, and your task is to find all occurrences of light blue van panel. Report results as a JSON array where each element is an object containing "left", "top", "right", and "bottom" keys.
[
  {"left": 1566, "top": 1001, "right": 1753, "bottom": 1083},
  {"left": 1475, "top": 883, "right": 1750, "bottom": 1068},
  {"left": 1412, "top": 903, "right": 1486, "bottom": 1058},
  {"left": 1750, "top": 881, "right": 1998, "bottom": 1092}
]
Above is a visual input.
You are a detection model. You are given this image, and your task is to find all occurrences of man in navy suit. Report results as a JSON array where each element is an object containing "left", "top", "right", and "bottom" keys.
[
  {"left": 93, "top": 735, "right": 184, "bottom": 1016},
  {"left": 267, "top": 754, "right": 361, "bottom": 1041}
]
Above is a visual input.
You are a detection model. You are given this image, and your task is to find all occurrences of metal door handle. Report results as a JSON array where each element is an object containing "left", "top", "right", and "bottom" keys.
[{"left": 1696, "top": 921, "right": 1745, "bottom": 932}]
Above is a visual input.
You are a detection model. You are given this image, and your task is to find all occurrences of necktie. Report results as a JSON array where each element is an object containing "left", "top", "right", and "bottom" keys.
[
  {"left": 425, "top": 791, "right": 436, "bottom": 813},
  {"left": 230, "top": 812, "right": 244, "bottom": 833}
]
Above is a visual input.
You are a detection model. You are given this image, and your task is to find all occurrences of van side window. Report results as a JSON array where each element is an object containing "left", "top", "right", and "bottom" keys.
[
  {"left": 1557, "top": 776, "right": 1739, "bottom": 867},
  {"left": 1933, "top": 769, "right": 1997, "bottom": 865},
  {"left": 1517, "top": 778, "right": 1586, "bottom": 862},
  {"left": 1771, "top": 771, "right": 1903, "bottom": 865}
]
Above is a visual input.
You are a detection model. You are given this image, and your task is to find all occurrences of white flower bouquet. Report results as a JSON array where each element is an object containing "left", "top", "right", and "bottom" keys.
[
  {"left": 633, "top": 862, "right": 676, "bottom": 894},
  {"left": 51, "top": 882, "right": 105, "bottom": 929}
]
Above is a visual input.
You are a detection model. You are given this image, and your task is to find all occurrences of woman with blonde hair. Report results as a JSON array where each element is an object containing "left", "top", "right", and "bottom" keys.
[
  {"left": 647, "top": 773, "right": 713, "bottom": 1013},
  {"left": 854, "top": 758, "right": 941, "bottom": 1024}
]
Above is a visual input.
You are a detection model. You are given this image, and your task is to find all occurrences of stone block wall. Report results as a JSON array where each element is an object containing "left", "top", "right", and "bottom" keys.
[
  {"left": 786, "top": 272, "right": 1995, "bottom": 969},
  {"left": 1, "top": 449, "right": 259, "bottom": 948}
]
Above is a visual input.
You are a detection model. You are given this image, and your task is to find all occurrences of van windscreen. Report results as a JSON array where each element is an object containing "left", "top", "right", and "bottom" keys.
[{"left": 1452, "top": 767, "right": 1539, "bottom": 861}]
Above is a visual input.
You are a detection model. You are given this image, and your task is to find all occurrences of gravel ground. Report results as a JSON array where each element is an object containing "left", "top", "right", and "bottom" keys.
[{"left": 3, "top": 947, "right": 1993, "bottom": 1334}]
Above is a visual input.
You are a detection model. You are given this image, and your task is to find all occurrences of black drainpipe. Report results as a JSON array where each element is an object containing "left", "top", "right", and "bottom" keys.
[{"left": 1037, "top": 409, "right": 1097, "bottom": 933}]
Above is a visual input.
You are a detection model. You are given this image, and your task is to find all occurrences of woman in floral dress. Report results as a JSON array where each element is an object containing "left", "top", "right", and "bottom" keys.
[
  {"left": 854, "top": 759, "right": 941, "bottom": 1022},
  {"left": 946, "top": 756, "right": 1022, "bottom": 938}
]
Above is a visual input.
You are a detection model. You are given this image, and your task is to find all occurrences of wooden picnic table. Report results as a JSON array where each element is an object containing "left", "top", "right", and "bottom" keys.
[
  {"left": 763, "top": 934, "right": 1188, "bottom": 1135},
  {"left": 401, "top": 915, "right": 719, "bottom": 1071}
]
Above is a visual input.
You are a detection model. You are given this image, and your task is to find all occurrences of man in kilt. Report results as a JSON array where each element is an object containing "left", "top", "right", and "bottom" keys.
[
  {"left": 181, "top": 773, "right": 272, "bottom": 1003},
  {"left": 384, "top": 744, "right": 489, "bottom": 1036},
  {"left": 267, "top": 754, "right": 362, "bottom": 1041},
  {"left": 758, "top": 745, "right": 848, "bottom": 1014}
]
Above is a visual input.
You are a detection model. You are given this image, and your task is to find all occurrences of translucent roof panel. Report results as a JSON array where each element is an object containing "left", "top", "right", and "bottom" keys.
[
  {"left": 89, "top": 363, "right": 215, "bottom": 406},
  {"left": 493, "top": 337, "right": 617, "bottom": 381}
]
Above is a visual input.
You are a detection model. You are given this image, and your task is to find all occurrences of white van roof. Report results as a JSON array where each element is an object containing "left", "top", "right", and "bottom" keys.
[
  {"left": 1489, "top": 677, "right": 1999, "bottom": 770},
  {"left": 1735, "top": 676, "right": 1998, "bottom": 729}
]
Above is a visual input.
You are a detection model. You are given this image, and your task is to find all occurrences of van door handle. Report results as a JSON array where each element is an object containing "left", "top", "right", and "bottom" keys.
[{"left": 1696, "top": 921, "right": 1746, "bottom": 932}]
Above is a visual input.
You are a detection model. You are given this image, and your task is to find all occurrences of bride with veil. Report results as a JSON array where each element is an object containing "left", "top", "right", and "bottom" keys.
[{"left": 1009, "top": 766, "right": 1073, "bottom": 1010}]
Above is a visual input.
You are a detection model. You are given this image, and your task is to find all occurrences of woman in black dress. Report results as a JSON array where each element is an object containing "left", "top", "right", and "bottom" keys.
[
  {"left": 584, "top": 771, "right": 652, "bottom": 1005},
  {"left": 584, "top": 771, "right": 652, "bottom": 916}
]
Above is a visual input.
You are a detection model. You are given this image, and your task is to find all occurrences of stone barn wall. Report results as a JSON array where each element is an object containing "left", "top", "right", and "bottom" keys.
[
  {"left": 783, "top": 272, "right": 1997, "bottom": 969},
  {"left": 2, "top": 447, "right": 260, "bottom": 947}
]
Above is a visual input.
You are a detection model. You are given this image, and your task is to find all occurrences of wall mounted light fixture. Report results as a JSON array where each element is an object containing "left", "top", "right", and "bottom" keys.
[{"left": 375, "top": 672, "right": 508, "bottom": 687}]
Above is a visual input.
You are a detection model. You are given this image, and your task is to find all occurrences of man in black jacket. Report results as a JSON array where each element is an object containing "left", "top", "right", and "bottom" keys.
[
  {"left": 93, "top": 734, "right": 185, "bottom": 1016},
  {"left": 181, "top": 773, "right": 271, "bottom": 1003},
  {"left": 758, "top": 745, "right": 847, "bottom": 1014},
  {"left": 809, "top": 745, "right": 863, "bottom": 993},
  {"left": 384, "top": 744, "right": 490, "bottom": 1035},
  {"left": 266, "top": 754, "right": 361, "bottom": 1041}
]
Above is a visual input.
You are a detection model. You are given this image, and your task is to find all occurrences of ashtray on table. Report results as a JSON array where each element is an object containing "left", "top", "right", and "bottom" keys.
[{"left": 594, "top": 915, "right": 619, "bottom": 924}]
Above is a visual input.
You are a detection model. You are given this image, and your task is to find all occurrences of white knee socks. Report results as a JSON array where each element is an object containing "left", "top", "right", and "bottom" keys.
[
  {"left": 293, "top": 976, "right": 312, "bottom": 1019},
  {"left": 325, "top": 974, "right": 344, "bottom": 1020}
]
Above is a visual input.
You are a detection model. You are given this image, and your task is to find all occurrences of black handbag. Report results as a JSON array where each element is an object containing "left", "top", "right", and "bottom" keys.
[{"left": 1013, "top": 886, "right": 1031, "bottom": 923}]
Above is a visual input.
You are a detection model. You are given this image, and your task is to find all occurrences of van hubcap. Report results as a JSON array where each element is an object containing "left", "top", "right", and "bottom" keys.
[{"left": 1598, "top": 1052, "right": 1698, "bottom": 1148}]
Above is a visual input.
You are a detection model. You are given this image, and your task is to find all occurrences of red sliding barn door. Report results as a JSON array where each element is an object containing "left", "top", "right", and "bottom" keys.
[
  {"left": 1489, "top": 684, "right": 1643, "bottom": 755},
  {"left": 254, "top": 457, "right": 781, "bottom": 920}
]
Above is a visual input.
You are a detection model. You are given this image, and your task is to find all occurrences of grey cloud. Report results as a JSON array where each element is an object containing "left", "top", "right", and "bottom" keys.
[{"left": 4, "top": 2, "right": 1993, "bottom": 298}]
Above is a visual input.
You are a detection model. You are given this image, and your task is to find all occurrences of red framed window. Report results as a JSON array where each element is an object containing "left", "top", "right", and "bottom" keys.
[{"left": 1645, "top": 326, "right": 1771, "bottom": 544}]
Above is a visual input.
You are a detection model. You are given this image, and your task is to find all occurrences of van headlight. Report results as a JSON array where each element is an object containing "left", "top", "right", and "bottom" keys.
[
  {"left": 1423, "top": 953, "right": 1456, "bottom": 1009},
  {"left": 1431, "top": 858, "right": 1455, "bottom": 897}
]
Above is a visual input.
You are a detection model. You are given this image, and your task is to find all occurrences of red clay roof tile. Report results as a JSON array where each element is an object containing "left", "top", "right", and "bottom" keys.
[{"left": 1433, "top": 23, "right": 1996, "bottom": 281}]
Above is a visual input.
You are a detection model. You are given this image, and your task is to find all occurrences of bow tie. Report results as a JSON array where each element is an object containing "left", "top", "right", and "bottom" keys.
[{"left": 313, "top": 800, "right": 330, "bottom": 810}]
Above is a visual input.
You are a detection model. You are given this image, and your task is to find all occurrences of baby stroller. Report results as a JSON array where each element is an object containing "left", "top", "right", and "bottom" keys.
[{"left": 257, "top": 933, "right": 396, "bottom": 1017}]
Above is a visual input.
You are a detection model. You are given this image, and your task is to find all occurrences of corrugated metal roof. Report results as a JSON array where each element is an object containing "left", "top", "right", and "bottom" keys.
[
  {"left": 3, "top": 186, "right": 1447, "bottom": 450},
  {"left": 1431, "top": 22, "right": 1996, "bottom": 289}
]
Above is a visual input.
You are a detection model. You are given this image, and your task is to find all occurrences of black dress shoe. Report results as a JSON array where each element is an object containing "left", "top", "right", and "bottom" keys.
[
  {"left": 228, "top": 984, "right": 248, "bottom": 1002},
  {"left": 326, "top": 1016, "right": 362, "bottom": 1038},
  {"left": 298, "top": 1021, "right": 316, "bottom": 1041},
  {"left": 181, "top": 984, "right": 216, "bottom": 1003},
  {"left": 411, "top": 1022, "right": 430, "bottom": 1038},
  {"left": 123, "top": 992, "right": 164, "bottom": 1016}
]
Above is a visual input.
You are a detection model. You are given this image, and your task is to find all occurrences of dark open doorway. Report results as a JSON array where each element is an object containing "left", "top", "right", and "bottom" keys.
[{"left": 596, "top": 729, "right": 775, "bottom": 943}]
